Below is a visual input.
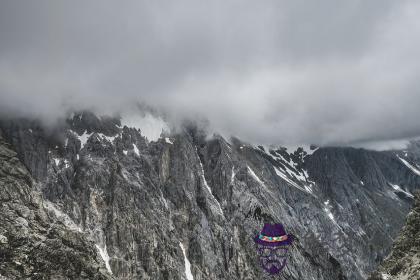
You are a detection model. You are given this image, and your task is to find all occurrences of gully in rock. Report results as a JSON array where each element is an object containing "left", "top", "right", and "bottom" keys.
[{"left": 254, "top": 223, "right": 294, "bottom": 276}]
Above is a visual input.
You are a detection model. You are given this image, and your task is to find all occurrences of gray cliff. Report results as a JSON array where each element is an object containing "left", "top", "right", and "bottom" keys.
[
  {"left": 368, "top": 192, "right": 420, "bottom": 280},
  {"left": 1, "top": 112, "right": 420, "bottom": 280}
]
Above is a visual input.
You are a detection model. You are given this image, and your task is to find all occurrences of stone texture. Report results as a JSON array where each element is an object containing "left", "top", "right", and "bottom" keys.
[
  {"left": 1, "top": 113, "right": 420, "bottom": 280},
  {"left": 368, "top": 192, "right": 420, "bottom": 280},
  {"left": 0, "top": 134, "right": 113, "bottom": 280}
]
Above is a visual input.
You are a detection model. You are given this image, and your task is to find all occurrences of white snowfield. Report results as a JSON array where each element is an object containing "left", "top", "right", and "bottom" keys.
[
  {"left": 254, "top": 146, "right": 316, "bottom": 196},
  {"left": 78, "top": 130, "right": 93, "bottom": 149}
]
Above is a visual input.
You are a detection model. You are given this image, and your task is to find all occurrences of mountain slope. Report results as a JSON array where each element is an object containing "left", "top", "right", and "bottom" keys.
[
  {"left": 1, "top": 112, "right": 419, "bottom": 279},
  {"left": 0, "top": 133, "right": 113, "bottom": 280},
  {"left": 368, "top": 192, "right": 420, "bottom": 280}
]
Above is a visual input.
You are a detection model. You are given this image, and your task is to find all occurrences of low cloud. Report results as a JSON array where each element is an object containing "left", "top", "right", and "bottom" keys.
[{"left": 1, "top": 0, "right": 420, "bottom": 148}]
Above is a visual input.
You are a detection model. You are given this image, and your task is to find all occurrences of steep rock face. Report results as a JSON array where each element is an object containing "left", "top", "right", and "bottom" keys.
[
  {"left": 304, "top": 148, "right": 416, "bottom": 276},
  {"left": 368, "top": 192, "right": 420, "bottom": 280},
  {"left": 0, "top": 134, "right": 112, "bottom": 280},
  {"left": 1, "top": 113, "right": 419, "bottom": 280}
]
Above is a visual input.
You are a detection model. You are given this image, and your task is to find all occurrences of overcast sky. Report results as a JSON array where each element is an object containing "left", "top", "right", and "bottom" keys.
[{"left": 1, "top": 0, "right": 420, "bottom": 147}]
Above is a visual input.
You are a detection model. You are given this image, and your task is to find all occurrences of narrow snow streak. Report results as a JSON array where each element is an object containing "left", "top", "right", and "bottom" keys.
[
  {"left": 96, "top": 244, "right": 112, "bottom": 274},
  {"left": 247, "top": 166, "right": 265, "bottom": 186},
  {"left": 196, "top": 149, "right": 224, "bottom": 216},
  {"left": 133, "top": 144, "right": 140, "bottom": 156},
  {"left": 323, "top": 200, "right": 342, "bottom": 228},
  {"left": 398, "top": 156, "right": 420, "bottom": 176},
  {"left": 255, "top": 146, "right": 314, "bottom": 192},
  {"left": 389, "top": 183, "right": 414, "bottom": 198},
  {"left": 179, "top": 242, "right": 194, "bottom": 280},
  {"left": 274, "top": 166, "right": 311, "bottom": 195},
  {"left": 231, "top": 167, "right": 235, "bottom": 184}
]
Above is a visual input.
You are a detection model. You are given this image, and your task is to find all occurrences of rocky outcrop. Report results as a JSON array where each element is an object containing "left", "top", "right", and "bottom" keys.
[
  {"left": 0, "top": 134, "right": 113, "bottom": 279},
  {"left": 368, "top": 192, "right": 420, "bottom": 280},
  {"left": 1, "top": 113, "right": 419, "bottom": 280}
]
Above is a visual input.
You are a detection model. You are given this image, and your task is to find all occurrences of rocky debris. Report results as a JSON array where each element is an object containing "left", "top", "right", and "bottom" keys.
[
  {"left": 0, "top": 135, "right": 113, "bottom": 280},
  {"left": 1, "top": 114, "right": 420, "bottom": 279},
  {"left": 368, "top": 192, "right": 420, "bottom": 280}
]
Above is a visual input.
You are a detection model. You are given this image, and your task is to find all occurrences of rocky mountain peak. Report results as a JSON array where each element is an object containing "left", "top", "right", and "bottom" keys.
[{"left": 1, "top": 112, "right": 420, "bottom": 279}]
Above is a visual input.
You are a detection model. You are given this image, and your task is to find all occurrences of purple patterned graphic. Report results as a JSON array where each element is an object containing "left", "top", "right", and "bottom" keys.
[{"left": 254, "top": 223, "right": 294, "bottom": 275}]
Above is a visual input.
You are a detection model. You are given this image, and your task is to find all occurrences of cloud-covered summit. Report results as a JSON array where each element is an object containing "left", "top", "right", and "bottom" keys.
[{"left": 1, "top": 0, "right": 420, "bottom": 148}]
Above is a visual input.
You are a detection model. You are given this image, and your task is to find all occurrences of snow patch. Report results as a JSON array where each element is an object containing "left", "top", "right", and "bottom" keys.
[
  {"left": 360, "top": 181, "right": 364, "bottom": 185},
  {"left": 165, "top": 137, "right": 174, "bottom": 144},
  {"left": 97, "top": 133, "right": 118, "bottom": 144},
  {"left": 326, "top": 212, "right": 335, "bottom": 221},
  {"left": 398, "top": 155, "right": 420, "bottom": 176},
  {"left": 274, "top": 166, "right": 312, "bottom": 195},
  {"left": 356, "top": 228, "right": 366, "bottom": 237},
  {"left": 78, "top": 130, "right": 93, "bottom": 149},
  {"left": 389, "top": 183, "right": 414, "bottom": 198},
  {"left": 323, "top": 201, "right": 342, "bottom": 228},
  {"left": 133, "top": 144, "right": 140, "bottom": 156},
  {"left": 231, "top": 167, "right": 235, "bottom": 184},
  {"left": 53, "top": 158, "right": 60, "bottom": 166},
  {"left": 324, "top": 206, "right": 336, "bottom": 222},
  {"left": 179, "top": 242, "right": 194, "bottom": 280},
  {"left": 123, "top": 150, "right": 128, "bottom": 156},
  {"left": 96, "top": 244, "right": 112, "bottom": 274},
  {"left": 255, "top": 145, "right": 315, "bottom": 192},
  {"left": 381, "top": 273, "right": 390, "bottom": 280}
]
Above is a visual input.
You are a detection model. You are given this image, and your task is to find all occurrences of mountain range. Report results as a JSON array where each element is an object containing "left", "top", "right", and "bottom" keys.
[{"left": 1, "top": 111, "right": 419, "bottom": 280}]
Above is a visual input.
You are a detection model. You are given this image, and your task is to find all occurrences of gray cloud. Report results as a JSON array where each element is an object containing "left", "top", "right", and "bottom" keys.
[{"left": 1, "top": 0, "right": 419, "bottom": 148}]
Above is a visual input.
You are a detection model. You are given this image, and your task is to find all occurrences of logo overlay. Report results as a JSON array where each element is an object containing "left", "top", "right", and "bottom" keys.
[{"left": 254, "top": 223, "right": 294, "bottom": 276}]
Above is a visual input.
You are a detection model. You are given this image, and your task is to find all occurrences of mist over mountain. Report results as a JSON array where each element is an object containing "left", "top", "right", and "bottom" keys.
[
  {"left": 2, "top": 1, "right": 420, "bottom": 147},
  {"left": 1, "top": 1, "right": 420, "bottom": 280}
]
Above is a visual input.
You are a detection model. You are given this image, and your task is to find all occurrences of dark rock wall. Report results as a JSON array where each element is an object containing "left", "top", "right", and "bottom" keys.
[
  {"left": 1, "top": 114, "right": 420, "bottom": 280},
  {"left": 368, "top": 192, "right": 420, "bottom": 280},
  {"left": 0, "top": 134, "right": 112, "bottom": 280}
]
